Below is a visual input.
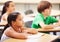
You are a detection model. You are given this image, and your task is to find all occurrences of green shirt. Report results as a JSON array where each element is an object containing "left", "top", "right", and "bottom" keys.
[{"left": 31, "top": 13, "right": 58, "bottom": 29}]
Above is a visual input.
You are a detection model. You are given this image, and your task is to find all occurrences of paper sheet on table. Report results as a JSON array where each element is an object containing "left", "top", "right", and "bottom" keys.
[
  {"left": 26, "top": 33, "right": 44, "bottom": 42},
  {"left": 54, "top": 26, "right": 60, "bottom": 30}
]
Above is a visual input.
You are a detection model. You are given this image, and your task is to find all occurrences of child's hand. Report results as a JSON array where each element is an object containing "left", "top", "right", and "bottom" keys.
[
  {"left": 43, "top": 25, "right": 54, "bottom": 29},
  {"left": 22, "top": 28, "right": 38, "bottom": 34},
  {"left": 26, "top": 28, "right": 38, "bottom": 34}
]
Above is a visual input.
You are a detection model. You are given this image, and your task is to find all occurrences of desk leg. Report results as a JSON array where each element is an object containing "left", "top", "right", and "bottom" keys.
[{"left": 53, "top": 32, "right": 56, "bottom": 35}]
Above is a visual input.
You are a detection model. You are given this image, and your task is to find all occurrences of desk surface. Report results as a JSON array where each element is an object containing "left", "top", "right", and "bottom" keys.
[
  {"left": 0, "top": 22, "right": 6, "bottom": 26},
  {"left": 37, "top": 28, "right": 60, "bottom": 32},
  {"left": 3, "top": 33, "right": 58, "bottom": 42}
]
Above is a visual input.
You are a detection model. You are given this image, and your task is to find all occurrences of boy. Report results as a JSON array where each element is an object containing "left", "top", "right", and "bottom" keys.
[{"left": 32, "top": 1, "right": 60, "bottom": 29}]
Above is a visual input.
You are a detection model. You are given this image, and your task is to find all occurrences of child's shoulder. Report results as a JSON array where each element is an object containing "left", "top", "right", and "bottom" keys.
[
  {"left": 2, "top": 13, "right": 8, "bottom": 17},
  {"left": 4, "top": 27, "right": 12, "bottom": 32}
]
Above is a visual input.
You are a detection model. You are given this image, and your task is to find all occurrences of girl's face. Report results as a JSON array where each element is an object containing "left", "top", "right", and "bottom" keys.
[
  {"left": 7, "top": 2, "right": 15, "bottom": 13},
  {"left": 12, "top": 14, "right": 24, "bottom": 27},
  {"left": 44, "top": 7, "right": 52, "bottom": 16}
]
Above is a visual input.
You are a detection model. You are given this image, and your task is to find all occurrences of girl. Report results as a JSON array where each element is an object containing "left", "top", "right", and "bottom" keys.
[
  {"left": 1, "top": 12, "right": 37, "bottom": 42},
  {"left": 1, "top": 1, "right": 15, "bottom": 24}
]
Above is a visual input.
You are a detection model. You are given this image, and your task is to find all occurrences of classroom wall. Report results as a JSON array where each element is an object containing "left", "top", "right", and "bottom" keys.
[
  {"left": 0, "top": 3, "right": 60, "bottom": 16},
  {"left": 15, "top": 4, "right": 38, "bottom": 15},
  {"left": 11, "top": 4, "right": 60, "bottom": 16}
]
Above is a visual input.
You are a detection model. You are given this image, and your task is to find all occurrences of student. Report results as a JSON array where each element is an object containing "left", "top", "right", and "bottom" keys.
[
  {"left": 32, "top": 1, "right": 60, "bottom": 29},
  {"left": 1, "top": 1, "right": 15, "bottom": 24},
  {"left": 1, "top": 12, "right": 37, "bottom": 42}
]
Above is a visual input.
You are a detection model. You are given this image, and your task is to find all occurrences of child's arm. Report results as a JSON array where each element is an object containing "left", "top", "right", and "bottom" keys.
[
  {"left": 53, "top": 20, "right": 60, "bottom": 26},
  {"left": 39, "top": 22, "right": 54, "bottom": 29},
  {"left": 5, "top": 29, "right": 28, "bottom": 39},
  {"left": 22, "top": 27, "right": 38, "bottom": 34},
  {"left": 39, "top": 20, "right": 60, "bottom": 29}
]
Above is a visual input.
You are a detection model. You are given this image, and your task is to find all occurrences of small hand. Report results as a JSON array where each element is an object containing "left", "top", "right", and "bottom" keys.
[
  {"left": 22, "top": 29, "right": 38, "bottom": 34},
  {"left": 27, "top": 29, "right": 38, "bottom": 34}
]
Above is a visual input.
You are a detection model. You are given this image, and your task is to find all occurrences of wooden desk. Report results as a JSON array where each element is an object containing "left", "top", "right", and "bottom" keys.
[
  {"left": 0, "top": 22, "right": 7, "bottom": 30},
  {"left": 0, "top": 22, "right": 6, "bottom": 26},
  {"left": 37, "top": 28, "right": 60, "bottom": 32},
  {"left": 37, "top": 28, "right": 60, "bottom": 35},
  {"left": 3, "top": 33, "right": 59, "bottom": 42}
]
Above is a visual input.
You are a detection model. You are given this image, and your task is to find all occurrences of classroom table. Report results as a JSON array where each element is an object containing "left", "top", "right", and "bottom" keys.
[
  {"left": 37, "top": 27, "right": 60, "bottom": 35},
  {"left": 3, "top": 33, "right": 59, "bottom": 42}
]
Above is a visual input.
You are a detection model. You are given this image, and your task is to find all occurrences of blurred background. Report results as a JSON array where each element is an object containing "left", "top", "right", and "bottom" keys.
[
  {"left": 0, "top": 0, "right": 60, "bottom": 37},
  {"left": 0, "top": 0, "right": 60, "bottom": 16},
  {"left": 0, "top": 0, "right": 60, "bottom": 22}
]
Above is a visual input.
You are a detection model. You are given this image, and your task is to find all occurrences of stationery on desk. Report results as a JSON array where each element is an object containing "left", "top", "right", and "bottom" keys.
[
  {"left": 53, "top": 26, "right": 60, "bottom": 30},
  {"left": 27, "top": 33, "right": 44, "bottom": 39},
  {"left": 26, "top": 33, "right": 44, "bottom": 42}
]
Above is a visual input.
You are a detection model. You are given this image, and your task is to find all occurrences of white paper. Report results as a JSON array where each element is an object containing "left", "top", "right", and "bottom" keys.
[
  {"left": 27, "top": 33, "right": 44, "bottom": 39},
  {"left": 26, "top": 33, "right": 44, "bottom": 42},
  {"left": 26, "top": 38, "right": 39, "bottom": 42}
]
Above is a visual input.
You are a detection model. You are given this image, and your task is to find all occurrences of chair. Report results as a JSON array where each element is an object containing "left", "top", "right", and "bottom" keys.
[{"left": 25, "top": 21, "right": 32, "bottom": 28}]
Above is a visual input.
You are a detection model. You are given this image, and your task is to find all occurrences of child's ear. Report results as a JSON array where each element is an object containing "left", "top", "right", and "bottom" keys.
[
  {"left": 11, "top": 21, "right": 16, "bottom": 25},
  {"left": 44, "top": 9, "right": 48, "bottom": 12}
]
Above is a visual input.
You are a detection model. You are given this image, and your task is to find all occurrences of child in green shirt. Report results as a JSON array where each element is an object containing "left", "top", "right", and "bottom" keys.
[{"left": 32, "top": 1, "right": 60, "bottom": 29}]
